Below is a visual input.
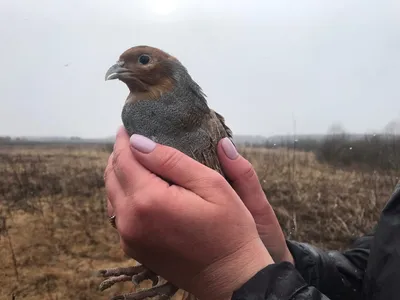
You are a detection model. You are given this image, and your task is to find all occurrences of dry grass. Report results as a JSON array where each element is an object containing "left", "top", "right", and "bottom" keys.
[
  {"left": 241, "top": 147, "right": 397, "bottom": 249},
  {"left": 0, "top": 144, "right": 398, "bottom": 300}
]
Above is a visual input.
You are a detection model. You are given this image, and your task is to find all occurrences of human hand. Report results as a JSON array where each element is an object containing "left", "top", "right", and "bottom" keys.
[
  {"left": 105, "top": 127, "right": 273, "bottom": 300},
  {"left": 216, "top": 139, "right": 295, "bottom": 265}
]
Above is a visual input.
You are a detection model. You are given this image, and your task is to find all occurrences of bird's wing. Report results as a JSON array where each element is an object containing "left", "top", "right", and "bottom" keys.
[
  {"left": 213, "top": 110, "right": 233, "bottom": 140},
  {"left": 191, "top": 110, "right": 233, "bottom": 177}
]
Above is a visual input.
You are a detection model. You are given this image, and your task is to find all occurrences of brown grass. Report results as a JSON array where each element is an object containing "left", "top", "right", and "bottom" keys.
[{"left": 0, "top": 144, "right": 397, "bottom": 300}]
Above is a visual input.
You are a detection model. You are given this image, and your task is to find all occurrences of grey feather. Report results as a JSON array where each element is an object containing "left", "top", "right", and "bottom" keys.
[{"left": 121, "top": 62, "right": 232, "bottom": 178}]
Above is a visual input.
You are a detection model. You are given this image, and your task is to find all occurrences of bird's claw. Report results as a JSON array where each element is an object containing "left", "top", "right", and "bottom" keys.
[
  {"left": 98, "top": 265, "right": 159, "bottom": 291},
  {"left": 99, "top": 274, "right": 133, "bottom": 291},
  {"left": 108, "top": 282, "right": 179, "bottom": 300},
  {"left": 131, "top": 269, "right": 159, "bottom": 286},
  {"left": 98, "top": 264, "right": 179, "bottom": 299}
]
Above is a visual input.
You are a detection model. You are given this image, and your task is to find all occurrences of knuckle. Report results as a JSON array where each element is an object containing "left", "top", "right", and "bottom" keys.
[
  {"left": 158, "top": 149, "right": 182, "bottom": 172},
  {"left": 115, "top": 126, "right": 127, "bottom": 142},
  {"left": 117, "top": 209, "right": 143, "bottom": 243},
  {"left": 202, "top": 171, "right": 227, "bottom": 191},
  {"left": 111, "top": 149, "right": 123, "bottom": 168},
  {"left": 132, "top": 190, "right": 155, "bottom": 219},
  {"left": 212, "top": 175, "right": 228, "bottom": 191},
  {"left": 103, "top": 162, "right": 113, "bottom": 182},
  {"left": 239, "top": 161, "right": 258, "bottom": 182},
  {"left": 111, "top": 148, "right": 129, "bottom": 177},
  {"left": 134, "top": 201, "right": 153, "bottom": 221}
]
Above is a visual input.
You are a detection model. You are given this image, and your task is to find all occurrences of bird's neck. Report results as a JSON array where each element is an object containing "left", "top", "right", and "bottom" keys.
[
  {"left": 126, "top": 74, "right": 210, "bottom": 117},
  {"left": 126, "top": 90, "right": 161, "bottom": 104},
  {"left": 125, "top": 76, "right": 175, "bottom": 104}
]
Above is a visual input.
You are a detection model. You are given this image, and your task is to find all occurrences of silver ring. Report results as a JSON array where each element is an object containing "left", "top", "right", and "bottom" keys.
[{"left": 109, "top": 215, "right": 117, "bottom": 229}]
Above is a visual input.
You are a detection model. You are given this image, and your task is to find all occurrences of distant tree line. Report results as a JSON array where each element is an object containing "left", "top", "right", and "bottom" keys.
[
  {"left": 101, "top": 132, "right": 400, "bottom": 172},
  {"left": 0, "top": 136, "right": 12, "bottom": 143},
  {"left": 259, "top": 133, "right": 400, "bottom": 172},
  {"left": 3, "top": 130, "right": 399, "bottom": 172}
]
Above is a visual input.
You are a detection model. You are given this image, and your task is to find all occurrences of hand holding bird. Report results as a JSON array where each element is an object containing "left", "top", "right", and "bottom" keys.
[{"left": 102, "top": 127, "right": 273, "bottom": 300}]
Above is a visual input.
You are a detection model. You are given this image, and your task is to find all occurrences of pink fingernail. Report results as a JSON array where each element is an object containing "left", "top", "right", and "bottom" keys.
[
  {"left": 221, "top": 138, "right": 238, "bottom": 160},
  {"left": 130, "top": 134, "right": 156, "bottom": 153}
]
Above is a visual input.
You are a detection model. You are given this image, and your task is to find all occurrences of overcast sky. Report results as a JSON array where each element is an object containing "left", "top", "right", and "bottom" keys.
[{"left": 1, "top": 0, "right": 399, "bottom": 138}]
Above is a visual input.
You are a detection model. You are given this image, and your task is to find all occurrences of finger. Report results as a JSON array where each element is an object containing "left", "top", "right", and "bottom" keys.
[
  {"left": 217, "top": 138, "right": 270, "bottom": 214},
  {"left": 104, "top": 154, "right": 125, "bottom": 211},
  {"left": 129, "top": 134, "right": 231, "bottom": 200},
  {"left": 107, "top": 198, "right": 113, "bottom": 217},
  {"left": 112, "top": 126, "right": 153, "bottom": 192}
]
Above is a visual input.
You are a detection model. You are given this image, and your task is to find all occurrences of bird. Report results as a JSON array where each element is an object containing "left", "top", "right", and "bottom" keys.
[{"left": 99, "top": 45, "right": 233, "bottom": 300}]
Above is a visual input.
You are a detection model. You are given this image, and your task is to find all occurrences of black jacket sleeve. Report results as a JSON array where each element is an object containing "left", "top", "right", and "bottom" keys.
[
  {"left": 287, "top": 183, "right": 400, "bottom": 300},
  {"left": 285, "top": 233, "right": 373, "bottom": 300},
  {"left": 231, "top": 183, "right": 400, "bottom": 300},
  {"left": 362, "top": 183, "right": 400, "bottom": 300},
  {"left": 230, "top": 237, "right": 370, "bottom": 300},
  {"left": 231, "top": 261, "right": 331, "bottom": 300}
]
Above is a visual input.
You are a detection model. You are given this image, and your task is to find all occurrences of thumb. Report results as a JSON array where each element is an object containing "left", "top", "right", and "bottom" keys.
[
  {"left": 217, "top": 138, "right": 270, "bottom": 214},
  {"left": 218, "top": 138, "right": 294, "bottom": 264}
]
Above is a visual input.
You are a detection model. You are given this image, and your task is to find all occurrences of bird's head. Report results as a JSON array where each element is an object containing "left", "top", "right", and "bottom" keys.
[{"left": 105, "top": 45, "right": 184, "bottom": 101}]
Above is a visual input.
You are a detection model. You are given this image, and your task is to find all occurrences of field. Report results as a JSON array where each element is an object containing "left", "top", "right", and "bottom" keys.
[{"left": 0, "top": 142, "right": 398, "bottom": 300}]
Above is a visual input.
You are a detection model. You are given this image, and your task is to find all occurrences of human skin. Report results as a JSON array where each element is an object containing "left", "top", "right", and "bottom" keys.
[{"left": 105, "top": 127, "right": 293, "bottom": 299}]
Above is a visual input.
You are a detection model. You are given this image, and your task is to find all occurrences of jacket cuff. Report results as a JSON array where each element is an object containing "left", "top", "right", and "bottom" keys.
[
  {"left": 286, "top": 240, "right": 323, "bottom": 286},
  {"left": 231, "top": 262, "right": 307, "bottom": 300}
]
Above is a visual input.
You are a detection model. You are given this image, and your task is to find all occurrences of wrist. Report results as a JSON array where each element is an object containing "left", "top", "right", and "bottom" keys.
[
  {"left": 194, "top": 237, "right": 274, "bottom": 300},
  {"left": 281, "top": 248, "right": 295, "bottom": 266},
  {"left": 232, "top": 262, "right": 307, "bottom": 300}
]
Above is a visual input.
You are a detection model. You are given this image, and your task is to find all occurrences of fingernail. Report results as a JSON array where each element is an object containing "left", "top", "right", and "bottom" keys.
[
  {"left": 130, "top": 134, "right": 156, "bottom": 153},
  {"left": 221, "top": 138, "right": 238, "bottom": 160}
]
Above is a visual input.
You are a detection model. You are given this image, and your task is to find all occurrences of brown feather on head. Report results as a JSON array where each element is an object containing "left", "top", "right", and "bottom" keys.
[{"left": 105, "top": 45, "right": 179, "bottom": 102}]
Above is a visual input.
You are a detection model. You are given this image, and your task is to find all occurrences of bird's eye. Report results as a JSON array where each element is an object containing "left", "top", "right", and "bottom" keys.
[{"left": 138, "top": 55, "right": 150, "bottom": 65}]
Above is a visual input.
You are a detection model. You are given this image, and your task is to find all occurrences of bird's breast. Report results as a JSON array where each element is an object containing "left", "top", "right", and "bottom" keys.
[{"left": 121, "top": 100, "right": 211, "bottom": 157}]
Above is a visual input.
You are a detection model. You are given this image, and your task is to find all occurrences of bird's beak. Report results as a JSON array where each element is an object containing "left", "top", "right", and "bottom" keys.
[{"left": 105, "top": 61, "right": 130, "bottom": 81}]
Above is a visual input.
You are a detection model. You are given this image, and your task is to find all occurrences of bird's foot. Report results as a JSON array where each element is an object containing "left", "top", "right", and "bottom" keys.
[
  {"left": 108, "top": 281, "right": 179, "bottom": 300},
  {"left": 98, "top": 264, "right": 179, "bottom": 299},
  {"left": 98, "top": 265, "right": 159, "bottom": 291}
]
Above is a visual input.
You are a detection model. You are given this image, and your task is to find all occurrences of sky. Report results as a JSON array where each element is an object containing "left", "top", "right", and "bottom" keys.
[{"left": 0, "top": 0, "right": 399, "bottom": 138}]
